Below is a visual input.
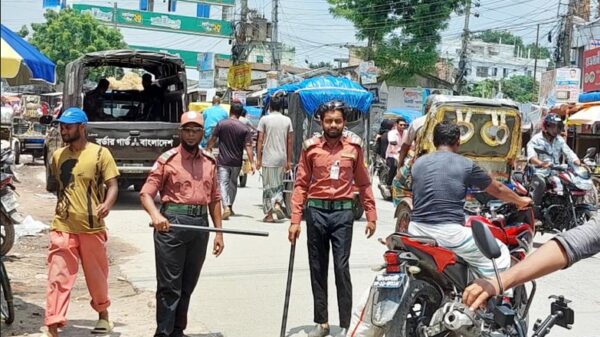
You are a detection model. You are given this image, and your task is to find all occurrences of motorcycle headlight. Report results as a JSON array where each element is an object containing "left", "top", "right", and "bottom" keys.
[{"left": 572, "top": 176, "right": 594, "bottom": 191}]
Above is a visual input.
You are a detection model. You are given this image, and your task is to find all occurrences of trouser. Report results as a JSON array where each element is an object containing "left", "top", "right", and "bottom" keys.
[
  {"left": 306, "top": 206, "right": 354, "bottom": 329},
  {"left": 530, "top": 173, "right": 546, "bottom": 213},
  {"left": 217, "top": 165, "right": 242, "bottom": 209},
  {"left": 45, "top": 231, "right": 110, "bottom": 327},
  {"left": 261, "top": 166, "right": 285, "bottom": 214},
  {"left": 154, "top": 211, "right": 209, "bottom": 337},
  {"left": 385, "top": 157, "right": 397, "bottom": 187},
  {"left": 408, "top": 221, "right": 511, "bottom": 277}
]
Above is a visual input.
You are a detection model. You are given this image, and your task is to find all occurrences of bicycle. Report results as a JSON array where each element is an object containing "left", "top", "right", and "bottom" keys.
[{"left": 0, "top": 253, "right": 15, "bottom": 324}]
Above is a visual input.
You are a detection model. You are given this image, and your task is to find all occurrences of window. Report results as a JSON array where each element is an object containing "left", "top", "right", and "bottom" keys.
[
  {"left": 256, "top": 55, "right": 264, "bottom": 63},
  {"left": 492, "top": 67, "right": 498, "bottom": 77},
  {"left": 503, "top": 68, "right": 509, "bottom": 78},
  {"left": 476, "top": 66, "right": 489, "bottom": 78}
]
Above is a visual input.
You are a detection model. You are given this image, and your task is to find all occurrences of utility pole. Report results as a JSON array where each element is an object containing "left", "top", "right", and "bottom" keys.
[
  {"left": 455, "top": 0, "right": 472, "bottom": 94},
  {"left": 271, "top": 0, "right": 280, "bottom": 71},
  {"left": 561, "top": 0, "right": 575, "bottom": 67},
  {"left": 148, "top": 0, "right": 154, "bottom": 12},
  {"left": 232, "top": 0, "right": 249, "bottom": 65},
  {"left": 113, "top": 2, "right": 118, "bottom": 29},
  {"left": 533, "top": 23, "right": 540, "bottom": 80}
]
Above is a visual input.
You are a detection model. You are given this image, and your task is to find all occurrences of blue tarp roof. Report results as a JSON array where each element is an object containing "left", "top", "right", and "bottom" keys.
[
  {"left": 384, "top": 108, "right": 422, "bottom": 124},
  {"left": 243, "top": 106, "right": 262, "bottom": 118},
  {"left": 267, "top": 76, "right": 373, "bottom": 116},
  {"left": 1, "top": 24, "right": 56, "bottom": 84}
]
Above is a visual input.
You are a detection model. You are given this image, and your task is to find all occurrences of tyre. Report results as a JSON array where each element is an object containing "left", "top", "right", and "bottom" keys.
[
  {"left": 575, "top": 209, "right": 593, "bottom": 227},
  {"left": 385, "top": 279, "right": 442, "bottom": 337},
  {"left": 13, "top": 143, "right": 20, "bottom": 165},
  {"left": 0, "top": 260, "right": 15, "bottom": 324},
  {"left": 0, "top": 214, "right": 15, "bottom": 256},
  {"left": 395, "top": 202, "right": 411, "bottom": 233},
  {"left": 239, "top": 174, "right": 247, "bottom": 188}
]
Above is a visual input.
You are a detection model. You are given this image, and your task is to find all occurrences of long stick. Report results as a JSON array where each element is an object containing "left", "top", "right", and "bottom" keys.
[
  {"left": 148, "top": 223, "right": 269, "bottom": 237},
  {"left": 280, "top": 240, "right": 296, "bottom": 337}
]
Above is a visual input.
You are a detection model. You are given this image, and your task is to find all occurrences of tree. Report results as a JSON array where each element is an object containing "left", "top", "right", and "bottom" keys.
[
  {"left": 328, "top": 0, "right": 465, "bottom": 82},
  {"left": 17, "top": 25, "right": 29, "bottom": 38},
  {"left": 475, "top": 30, "right": 551, "bottom": 59},
  {"left": 467, "top": 75, "right": 538, "bottom": 102},
  {"left": 28, "top": 9, "right": 127, "bottom": 82}
]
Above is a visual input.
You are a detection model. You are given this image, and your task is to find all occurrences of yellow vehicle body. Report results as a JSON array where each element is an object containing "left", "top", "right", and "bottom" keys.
[{"left": 188, "top": 102, "right": 231, "bottom": 113}]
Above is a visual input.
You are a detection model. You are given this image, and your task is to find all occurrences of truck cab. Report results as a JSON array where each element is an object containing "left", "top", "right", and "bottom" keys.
[{"left": 43, "top": 50, "right": 187, "bottom": 191}]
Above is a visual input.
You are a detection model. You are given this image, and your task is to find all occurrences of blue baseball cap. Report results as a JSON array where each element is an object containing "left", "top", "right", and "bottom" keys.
[{"left": 56, "top": 107, "right": 89, "bottom": 124}]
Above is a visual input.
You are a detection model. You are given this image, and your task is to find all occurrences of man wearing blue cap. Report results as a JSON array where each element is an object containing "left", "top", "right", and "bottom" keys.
[{"left": 43, "top": 107, "right": 120, "bottom": 337}]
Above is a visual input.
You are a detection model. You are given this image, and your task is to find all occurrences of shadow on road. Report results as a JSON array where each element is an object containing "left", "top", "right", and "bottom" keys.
[
  {"left": 286, "top": 324, "right": 346, "bottom": 337},
  {"left": 113, "top": 190, "right": 145, "bottom": 211}
]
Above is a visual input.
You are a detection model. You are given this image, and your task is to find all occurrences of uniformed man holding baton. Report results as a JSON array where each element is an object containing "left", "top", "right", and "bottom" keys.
[
  {"left": 140, "top": 111, "right": 224, "bottom": 337},
  {"left": 288, "top": 100, "right": 377, "bottom": 337}
]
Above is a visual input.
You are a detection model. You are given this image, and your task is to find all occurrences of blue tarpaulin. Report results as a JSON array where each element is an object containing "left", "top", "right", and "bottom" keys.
[
  {"left": 267, "top": 76, "right": 373, "bottom": 116},
  {"left": 384, "top": 108, "right": 422, "bottom": 124}
]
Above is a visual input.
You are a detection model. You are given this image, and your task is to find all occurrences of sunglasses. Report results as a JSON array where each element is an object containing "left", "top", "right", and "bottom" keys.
[
  {"left": 398, "top": 123, "right": 408, "bottom": 128},
  {"left": 179, "top": 126, "right": 204, "bottom": 133},
  {"left": 316, "top": 100, "right": 347, "bottom": 116}
]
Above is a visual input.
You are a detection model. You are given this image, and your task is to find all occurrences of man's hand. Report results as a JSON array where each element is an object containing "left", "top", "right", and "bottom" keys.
[
  {"left": 251, "top": 163, "right": 257, "bottom": 174},
  {"left": 213, "top": 233, "right": 224, "bottom": 256},
  {"left": 365, "top": 221, "right": 376, "bottom": 238},
  {"left": 151, "top": 214, "right": 170, "bottom": 232},
  {"left": 256, "top": 162, "right": 262, "bottom": 171},
  {"left": 96, "top": 203, "right": 111, "bottom": 219},
  {"left": 541, "top": 161, "right": 552, "bottom": 169},
  {"left": 285, "top": 161, "right": 292, "bottom": 172},
  {"left": 463, "top": 278, "right": 501, "bottom": 310},
  {"left": 288, "top": 223, "right": 301, "bottom": 243},
  {"left": 516, "top": 196, "right": 533, "bottom": 210}
]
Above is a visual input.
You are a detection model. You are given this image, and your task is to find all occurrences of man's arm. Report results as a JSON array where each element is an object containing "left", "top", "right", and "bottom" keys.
[
  {"left": 245, "top": 143, "right": 255, "bottom": 173},
  {"left": 206, "top": 134, "right": 218, "bottom": 152},
  {"left": 208, "top": 199, "right": 224, "bottom": 256},
  {"left": 561, "top": 138, "right": 581, "bottom": 165},
  {"left": 288, "top": 149, "right": 311, "bottom": 243},
  {"left": 395, "top": 143, "right": 412, "bottom": 179},
  {"left": 256, "top": 131, "right": 264, "bottom": 171},
  {"left": 484, "top": 179, "right": 531, "bottom": 209},
  {"left": 354, "top": 147, "right": 377, "bottom": 238},
  {"left": 97, "top": 177, "right": 118, "bottom": 219},
  {"left": 139, "top": 161, "right": 169, "bottom": 232},
  {"left": 286, "top": 131, "right": 293, "bottom": 171}
]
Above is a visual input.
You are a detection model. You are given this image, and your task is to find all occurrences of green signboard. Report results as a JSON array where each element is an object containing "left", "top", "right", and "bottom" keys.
[
  {"left": 178, "top": 0, "right": 235, "bottom": 6},
  {"left": 129, "top": 45, "right": 230, "bottom": 69},
  {"left": 73, "top": 4, "right": 233, "bottom": 38}
]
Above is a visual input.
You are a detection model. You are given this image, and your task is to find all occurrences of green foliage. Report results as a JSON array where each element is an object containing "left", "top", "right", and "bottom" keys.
[
  {"left": 308, "top": 61, "right": 333, "bottom": 69},
  {"left": 468, "top": 75, "right": 538, "bottom": 102},
  {"left": 28, "top": 9, "right": 127, "bottom": 83},
  {"left": 475, "top": 30, "right": 550, "bottom": 59},
  {"left": 17, "top": 25, "right": 29, "bottom": 38},
  {"left": 328, "top": 0, "right": 465, "bottom": 82}
]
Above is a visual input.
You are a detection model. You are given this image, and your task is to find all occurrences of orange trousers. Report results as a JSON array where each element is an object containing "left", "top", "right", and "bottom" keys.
[{"left": 44, "top": 231, "right": 111, "bottom": 327}]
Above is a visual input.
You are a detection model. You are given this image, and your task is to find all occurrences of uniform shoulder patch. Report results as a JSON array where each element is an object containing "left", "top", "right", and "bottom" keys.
[
  {"left": 302, "top": 136, "right": 322, "bottom": 150},
  {"left": 344, "top": 131, "right": 364, "bottom": 148},
  {"left": 201, "top": 149, "right": 216, "bottom": 163},
  {"left": 157, "top": 148, "right": 178, "bottom": 164}
]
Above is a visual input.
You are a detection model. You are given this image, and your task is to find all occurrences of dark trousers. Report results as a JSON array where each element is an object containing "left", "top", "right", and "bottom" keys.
[
  {"left": 306, "top": 206, "right": 354, "bottom": 329},
  {"left": 154, "top": 211, "right": 209, "bottom": 337},
  {"left": 530, "top": 174, "right": 547, "bottom": 217},
  {"left": 386, "top": 157, "right": 397, "bottom": 187}
]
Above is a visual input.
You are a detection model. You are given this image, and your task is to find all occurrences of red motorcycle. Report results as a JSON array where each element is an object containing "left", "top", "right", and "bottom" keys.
[{"left": 367, "top": 194, "right": 535, "bottom": 337}]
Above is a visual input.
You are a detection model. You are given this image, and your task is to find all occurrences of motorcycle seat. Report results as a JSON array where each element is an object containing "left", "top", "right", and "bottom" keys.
[{"left": 389, "top": 232, "right": 439, "bottom": 248}]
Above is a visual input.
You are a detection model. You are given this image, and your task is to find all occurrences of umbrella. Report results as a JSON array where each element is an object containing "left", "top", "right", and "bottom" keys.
[
  {"left": 567, "top": 105, "right": 600, "bottom": 126},
  {"left": 1, "top": 24, "right": 56, "bottom": 85}
]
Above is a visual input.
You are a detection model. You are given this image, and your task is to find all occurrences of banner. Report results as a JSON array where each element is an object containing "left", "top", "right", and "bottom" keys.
[
  {"left": 583, "top": 48, "right": 600, "bottom": 93},
  {"left": 358, "top": 61, "right": 377, "bottom": 84},
  {"left": 73, "top": 4, "right": 233, "bottom": 38},
  {"left": 178, "top": 0, "right": 235, "bottom": 6},
  {"left": 129, "top": 45, "right": 228, "bottom": 69},
  {"left": 227, "top": 63, "right": 252, "bottom": 90}
]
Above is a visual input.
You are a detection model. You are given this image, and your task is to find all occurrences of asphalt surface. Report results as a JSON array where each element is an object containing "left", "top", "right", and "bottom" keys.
[{"left": 107, "top": 174, "right": 600, "bottom": 337}]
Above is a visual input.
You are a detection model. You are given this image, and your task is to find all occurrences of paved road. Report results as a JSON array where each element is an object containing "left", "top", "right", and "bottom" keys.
[{"left": 107, "top": 174, "right": 600, "bottom": 337}]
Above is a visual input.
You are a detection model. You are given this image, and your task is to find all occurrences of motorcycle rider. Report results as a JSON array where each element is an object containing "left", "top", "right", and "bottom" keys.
[
  {"left": 526, "top": 113, "right": 581, "bottom": 217},
  {"left": 463, "top": 213, "right": 600, "bottom": 310},
  {"left": 408, "top": 121, "right": 531, "bottom": 278}
]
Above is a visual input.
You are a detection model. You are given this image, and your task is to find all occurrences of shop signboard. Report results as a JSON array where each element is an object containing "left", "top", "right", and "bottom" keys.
[
  {"left": 583, "top": 48, "right": 600, "bottom": 93},
  {"left": 73, "top": 4, "right": 233, "bottom": 38}
]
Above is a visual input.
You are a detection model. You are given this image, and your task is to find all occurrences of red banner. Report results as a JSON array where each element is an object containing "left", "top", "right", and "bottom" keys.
[{"left": 583, "top": 48, "right": 600, "bottom": 92}]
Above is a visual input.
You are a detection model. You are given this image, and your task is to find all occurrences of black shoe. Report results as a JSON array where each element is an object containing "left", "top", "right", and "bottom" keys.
[{"left": 308, "top": 324, "right": 330, "bottom": 337}]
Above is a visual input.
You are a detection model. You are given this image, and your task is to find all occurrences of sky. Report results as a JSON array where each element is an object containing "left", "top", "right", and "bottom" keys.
[{"left": 0, "top": 0, "right": 580, "bottom": 68}]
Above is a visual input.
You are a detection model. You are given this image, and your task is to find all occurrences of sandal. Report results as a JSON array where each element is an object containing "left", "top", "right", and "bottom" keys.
[
  {"left": 91, "top": 319, "right": 114, "bottom": 334},
  {"left": 263, "top": 216, "right": 276, "bottom": 223}
]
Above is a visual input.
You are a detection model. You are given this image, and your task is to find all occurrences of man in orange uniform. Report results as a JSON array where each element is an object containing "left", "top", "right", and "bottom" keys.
[
  {"left": 288, "top": 100, "right": 377, "bottom": 337},
  {"left": 44, "top": 107, "right": 119, "bottom": 336},
  {"left": 140, "top": 111, "right": 224, "bottom": 337}
]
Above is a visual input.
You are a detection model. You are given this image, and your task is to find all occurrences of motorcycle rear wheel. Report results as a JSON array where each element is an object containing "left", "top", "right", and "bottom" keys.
[
  {"left": 0, "top": 259, "right": 15, "bottom": 324},
  {"left": 0, "top": 213, "right": 15, "bottom": 256},
  {"left": 385, "top": 279, "right": 442, "bottom": 337}
]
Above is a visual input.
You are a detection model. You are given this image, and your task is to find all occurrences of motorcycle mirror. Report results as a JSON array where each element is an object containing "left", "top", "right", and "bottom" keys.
[
  {"left": 584, "top": 147, "right": 597, "bottom": 159},
  {"left": 471, "top": 220, "right": 501, "bottom": 260},
  {"left": 39, "top": 115, "right": 54, "bottom": 125}
]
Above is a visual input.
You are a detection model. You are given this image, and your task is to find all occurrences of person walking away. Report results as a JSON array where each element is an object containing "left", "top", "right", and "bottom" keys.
[
  {"left": 408, "top": 121, "right": 531, "bottom": 278},
  {"left": 201, "top": 96, "right": 228, "bottom": 148},
  {"left": 256, "top": 93, "right": 293, "bottom": 222},
  {"left": 43, "top": 107, "right": 119, "bottom": 337},
  {"left": 206, "top": 102, "right": 255, "bottom": 219},
  {"left": 288, "top": 100, "right": 377, "bottom": 337},
  {"left": 139, "top": 111, "right": 225, "bottom": 337}
]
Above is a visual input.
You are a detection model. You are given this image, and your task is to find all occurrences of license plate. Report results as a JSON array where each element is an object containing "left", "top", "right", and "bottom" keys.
[
  {"left": 373, "top": 273, "right": 404, "bottom": 288},
  {"left": 1, "top": 193, "right": 18, "bottom": 212}
]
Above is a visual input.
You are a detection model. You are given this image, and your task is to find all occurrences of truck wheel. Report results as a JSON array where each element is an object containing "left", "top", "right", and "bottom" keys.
[
  {"left": 0, "top": 214, "right": 15, "bottom": 256},
  {"left": 239, "top": 174, "right": 247, "bottom": 188},
  {"left": 13, "top": 143, "right": 20, "bottom": 165}
]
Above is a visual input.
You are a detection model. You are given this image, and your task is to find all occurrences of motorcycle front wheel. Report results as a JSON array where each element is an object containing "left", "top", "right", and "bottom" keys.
[
  {"left": 385, "top": 279, "right": 442, "bottom": 337},
  {"left": 0, "top": 213, "right": 15, "bottom": 256}
]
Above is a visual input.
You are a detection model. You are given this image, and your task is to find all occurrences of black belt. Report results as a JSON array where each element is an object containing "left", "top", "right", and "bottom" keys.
[
  {"left": 162, "top": 203, "right": 208, "bottom": 217},
  {"left": 307, "top": 199, "right": 353, "bottom": 210}
]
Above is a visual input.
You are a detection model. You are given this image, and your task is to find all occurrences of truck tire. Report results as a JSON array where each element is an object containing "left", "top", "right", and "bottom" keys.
[
  {"left": 239, "top": 174, "right": 247, "bottom": 188},
  {"left": 0, "top": 214, "right": 15, "bottom": 256},
  {"left": 13, "top": 143, "right": 20, "bottom": 165}
]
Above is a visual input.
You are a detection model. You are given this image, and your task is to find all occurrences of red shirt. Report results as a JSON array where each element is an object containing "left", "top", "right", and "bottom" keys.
[
  {"left": 140, "top": 145, "right": 221, "bottom": 205},
  {"left": 291, "top": 136, "right": 377, "bottom": 224}
]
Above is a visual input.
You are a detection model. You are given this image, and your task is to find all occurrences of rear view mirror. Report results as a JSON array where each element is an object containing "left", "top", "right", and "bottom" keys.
[
  {"left": 39, "top": 115, "right": 54, "bottom": 125},
  {"left": 471, "top": 220, "right": 501, "bottom": 260},
  {"left": 584, "top": 147, "right": 597, "bottom": 159}
]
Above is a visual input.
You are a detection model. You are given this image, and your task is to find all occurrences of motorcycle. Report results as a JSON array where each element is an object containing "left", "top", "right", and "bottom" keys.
[
  {"left": 369, "top": 148, "right": 391, "bottom": 201},
  {"left": 0, "top": 147, "right": 23, "bottom": 256},
  {"left": 582, "top": 147, "right": 599, "bottom": 205},
  {"left": 362, "top": 198, "right": 535, "bottom": 337}
]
